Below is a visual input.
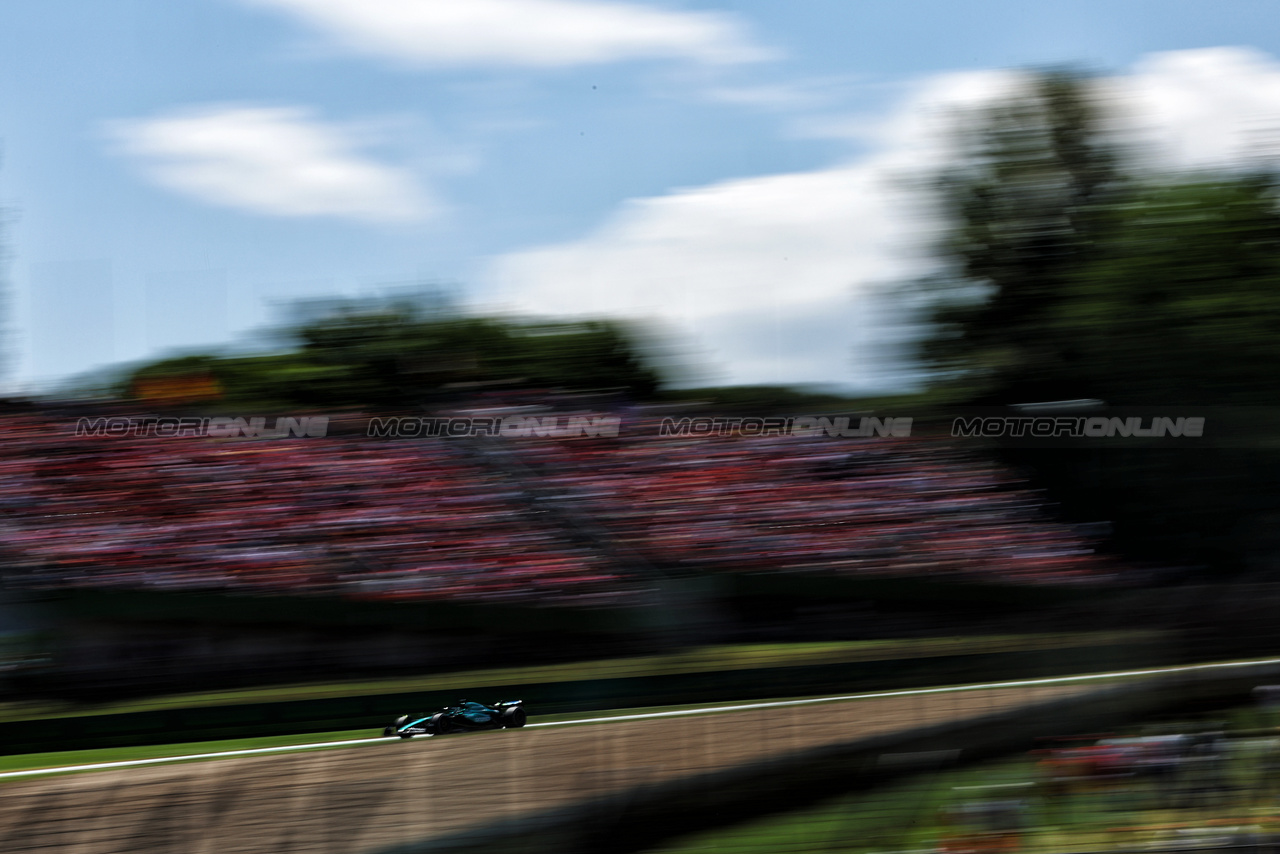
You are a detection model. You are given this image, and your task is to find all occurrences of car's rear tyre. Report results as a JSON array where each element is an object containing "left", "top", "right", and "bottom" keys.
[
  {"left": 502, "top": 706, "right": 527, "bottom": 728},
  {"left": 431, "top": 712, "right": 451, "bottom": 735}
]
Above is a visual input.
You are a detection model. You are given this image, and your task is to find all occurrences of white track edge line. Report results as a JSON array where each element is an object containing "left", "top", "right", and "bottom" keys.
[{"left": 5, "top": 655, "right": 1280, "bottom": 780}]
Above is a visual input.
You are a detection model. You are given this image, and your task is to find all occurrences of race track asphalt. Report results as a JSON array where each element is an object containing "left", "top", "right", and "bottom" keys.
[{"left": 0, "top": 680, "right": 1093, "bottom": 854}]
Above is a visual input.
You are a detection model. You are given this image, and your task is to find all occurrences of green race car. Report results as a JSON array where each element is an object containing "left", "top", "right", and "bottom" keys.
[{"left": 383, "top": 700, "right": 527, "bottom": 738}]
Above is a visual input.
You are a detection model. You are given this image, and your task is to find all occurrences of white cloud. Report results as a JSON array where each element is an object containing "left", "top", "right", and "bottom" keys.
[
  {"left": 484, "top": 160, "right": 936, "bottom": 389},
  {"left": 483, "top": 48, "right": 1280, "bottom": 391},
  {"left": 483, "top": 70, "right": 1018, "bottom": 390},
  {"left": 1111, "top": 47, "right": 1280, "bottom": 171},
  {"left": 107, "top": 105, "right": 430, "bottom": 223},
  {"left": 243, "top": 0, "right": 770, "bottom": 68}
]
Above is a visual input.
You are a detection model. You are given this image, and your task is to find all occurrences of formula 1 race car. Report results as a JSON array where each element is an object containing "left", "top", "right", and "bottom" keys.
[{"left": 383, "top": 700, "right": 527, "bottom": 738}]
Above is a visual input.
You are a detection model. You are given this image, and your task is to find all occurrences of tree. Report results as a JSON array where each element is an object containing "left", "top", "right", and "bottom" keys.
[
  {"left": 921, "top": 70, "right": 1124, "bottom": 402},
  {"left": 1042, "top": 176, "right": 1280, "bottom": 571},
  {"left": 1056, "top": 176, "right": 1280, "bottom": 405},
  {"left": 122, "top": 302, "right": 664, "bottom": 409},
  {"left": 914, "top": 70, "right": 1280, "bottom": 574}
]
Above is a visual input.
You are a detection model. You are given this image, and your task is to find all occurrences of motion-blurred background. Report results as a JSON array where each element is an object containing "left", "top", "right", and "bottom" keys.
[{"left": 5, "top": 2, "right": 1280, "bottom": 853}]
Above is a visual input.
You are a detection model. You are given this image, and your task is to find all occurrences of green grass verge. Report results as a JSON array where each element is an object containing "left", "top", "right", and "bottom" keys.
[
  {"left": 646, "top": 705, "right": 1280, "bottom": 854},
  {"left": 645, "top": 755, "right": 1055, "bottom": 854},
  {"left": 0, "top": 729, "right": 382, "bottom": 776},
  {"left": 0, "top": 631, "right": 1160, "bottom": 724}
]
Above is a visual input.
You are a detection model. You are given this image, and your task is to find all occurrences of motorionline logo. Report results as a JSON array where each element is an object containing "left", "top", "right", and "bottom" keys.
[
  {"left": 74, "top": 416, "right": 329, "bottom": 439},
  {"left": 658, "top": 416, "right": 913, "bottom": 438},
  {"left": 366, "top": 415, "right": 622, "bottom": 439},
  {"left": 951, "top": 415, "right": 1204, "bottom": 439}
]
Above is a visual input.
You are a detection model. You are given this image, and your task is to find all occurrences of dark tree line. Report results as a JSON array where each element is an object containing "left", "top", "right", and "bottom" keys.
[
  {"left": 917, "top": 71, "right": 1280, "bottom": 574},
  {"left": 125, "top": 302, "right": 661, "bottom": 409}
]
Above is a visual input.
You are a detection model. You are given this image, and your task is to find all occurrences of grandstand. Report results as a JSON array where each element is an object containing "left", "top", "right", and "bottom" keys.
[{"left": 0, "top": 404, "right": 1125, "bottom": 608}]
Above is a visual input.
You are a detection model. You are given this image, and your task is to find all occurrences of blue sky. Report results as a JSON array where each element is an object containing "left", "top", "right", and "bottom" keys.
[{"left": 4, "top": 0, "right": 1280, "bottom": 393}]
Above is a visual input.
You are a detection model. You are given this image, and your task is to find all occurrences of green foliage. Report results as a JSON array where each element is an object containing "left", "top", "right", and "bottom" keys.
[
  {"left": 122, "top": 303, "right": 663, "bottom": 409},
  {"left": 923, "top": 70, "right": 1124, "bottom": 402},
  {"left": 922, "top": 71, "right": 1280, "bottom": 408},
  {"left": 1056, "top": 177, "right": 1280, "bottom": 405},
  {"left": 916, "top": 70, "right": 1280, "bottom": 573}
]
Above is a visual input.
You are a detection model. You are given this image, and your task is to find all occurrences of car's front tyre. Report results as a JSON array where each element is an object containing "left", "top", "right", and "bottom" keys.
[{"left": 501, "top": 706, "right": 527, "bottom": 728}]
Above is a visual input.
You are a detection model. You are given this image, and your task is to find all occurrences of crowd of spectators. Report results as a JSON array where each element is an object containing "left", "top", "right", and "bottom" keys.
[
  {"left": 513, "top": 425, "right": 1118, "bottom": 585},
  {"left": 0, "top": 404, "right": 1122, "bottom": 606},
  {"left": 0, "top": 412, "right": 630, "bottom": 605}
]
